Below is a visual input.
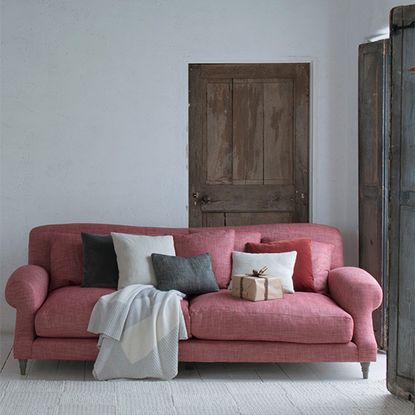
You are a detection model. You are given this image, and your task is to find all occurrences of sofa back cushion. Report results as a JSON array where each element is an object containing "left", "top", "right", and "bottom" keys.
[
  {"left": 190, "top": 229, "right": 261, "bottom": 252},
  {"left": 174, "top": 230, "right": 235, "bottom": 289},
  {"left": 310, "top": 241, "right": 334, "bottom": 293},
  {"left": 246, "top": 239, "right": 314, "bottom": 292},
  {"left": 261, "top": 237, "right": 334, "bottom": 293},
  {"left": 81, "top": 233, "right": 119, "bottom": 289},
  {"left": 112, "top": 233, "right": 176, "bottom": 288},
  {"left": 50, "top": 233, "right": 83, "bottom": 290},
  {"left": 29, "top": 223, "right": 343, "bottom": 290}
]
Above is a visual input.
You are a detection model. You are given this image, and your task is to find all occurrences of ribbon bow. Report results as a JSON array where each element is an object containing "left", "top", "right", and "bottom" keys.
[{"left": 247, "top": 266, "right": 268, "bottom": 278}]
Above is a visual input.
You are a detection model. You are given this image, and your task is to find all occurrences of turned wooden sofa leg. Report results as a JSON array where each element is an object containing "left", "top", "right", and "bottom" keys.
[
  {"left": 18, "top": 359, "right": 28, "bottom": 376},
  {"left": 360, "top": 362, "right": 370, "bottom": 379}
]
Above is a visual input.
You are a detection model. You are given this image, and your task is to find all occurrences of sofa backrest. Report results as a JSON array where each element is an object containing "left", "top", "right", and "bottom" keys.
[{"left": 28, "top": 223, "right": 344, "bottom": 277}]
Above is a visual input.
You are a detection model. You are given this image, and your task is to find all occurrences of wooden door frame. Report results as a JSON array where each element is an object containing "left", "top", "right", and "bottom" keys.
[{"left": 186, "top": 59, "right": 315, "bottom": 224}]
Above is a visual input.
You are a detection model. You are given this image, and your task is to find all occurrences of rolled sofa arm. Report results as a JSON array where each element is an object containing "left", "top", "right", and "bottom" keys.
[
  {"left": 328, "top": 267, "right": 382, "bottom": 362},
  {"left": 5, "top": 265, "right": 49, "bottom": 358}
]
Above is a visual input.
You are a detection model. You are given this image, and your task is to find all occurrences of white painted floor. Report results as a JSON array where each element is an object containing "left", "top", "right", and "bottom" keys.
[{"left": 0, "top": 332, "right": 413, "bottom": 415}]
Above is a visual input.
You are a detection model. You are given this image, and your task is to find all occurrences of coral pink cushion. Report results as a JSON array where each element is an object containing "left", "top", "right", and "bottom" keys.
[
  {"left": 233, "top": 231, "right": 262, "bottom": 251},
  {"left": 311, "top": 241, "right": 334, "bottom": 293},
  {"left": 262, "top": 237, "right": 334, "bottom": 293},
  {"left": 189, "top": 290, "right": 353, "bottom": 344},
  {"left": 190, "top": 229, "right": 261, "bottom": 252},
  {"left": 35, "top": 286, "right": 191, "bottom": 338},
  {"left": 174, "top": 230, "right": 235, "bottom": 288},
  {"left": 246, "top": 238, "right": 314, "bottom": 292},
  {"left": 50, "top": 233, "right": 83, "bottom": 290}
]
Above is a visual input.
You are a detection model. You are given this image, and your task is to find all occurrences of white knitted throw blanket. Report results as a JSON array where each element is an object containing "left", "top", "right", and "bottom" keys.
[{"left": 88, "top": 284, "right": 187, "bottom": 380}]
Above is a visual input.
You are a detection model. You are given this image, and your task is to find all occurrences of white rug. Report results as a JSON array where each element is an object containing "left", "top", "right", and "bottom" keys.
[{"left": 0, "top": 378, "right": 413, "bottom": 415}]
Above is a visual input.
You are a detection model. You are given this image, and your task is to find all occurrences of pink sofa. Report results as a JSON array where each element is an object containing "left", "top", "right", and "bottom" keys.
[{"left": 5, "top": 223, "right": 382, "bottom": 379}]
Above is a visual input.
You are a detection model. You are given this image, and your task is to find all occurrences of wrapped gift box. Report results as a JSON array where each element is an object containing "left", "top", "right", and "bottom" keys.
[{"left": 231, "top": 274, "right": 283, "bottom": 302}]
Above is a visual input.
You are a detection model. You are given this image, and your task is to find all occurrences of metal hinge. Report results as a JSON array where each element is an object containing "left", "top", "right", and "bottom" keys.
[{"left": 391, "top": 20, "right": 415, "bottom": 33}]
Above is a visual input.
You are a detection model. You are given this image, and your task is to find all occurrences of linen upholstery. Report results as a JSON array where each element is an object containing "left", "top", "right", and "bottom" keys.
[
  {"left": 190, "top": 229, "right": 261, "bottom": 252},
  {"left": 311, "top": 241, "right": 333, "bottom": 293},
  {"left": 34, "top": 286, "right": 192, "bottom": 339},
  {"left": 178, "top": 340, "right": 359, "bottom": 363},
  {"left": 5, "top": 265, "right": 49, "bottom": 358},
  {"left": 6, "top": 222, "right": 384, "bottom": 367},
  {"left": 50, "top": 233, "right": 83, "bottom": 290},
  {"left": 35, "top": 286, "right": 114, "bottom": 338},
  {"left": 29, "top": 338, "right": 359, "bottom": 362},
  {"left": 328, "top": 267, "right": 382, "bottom": 361},
  {"left": 174, "top": 230, "right": 235, "bottom": 288},
  {"left": 190, "top": 290, "right": 353, "bottom": 344},
  {"left": 28, "top": 223, "right": 343, "bottom": 274}
]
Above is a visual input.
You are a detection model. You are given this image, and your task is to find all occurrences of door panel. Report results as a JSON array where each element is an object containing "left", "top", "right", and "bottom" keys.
[
  {"left": 225, "top": 212, "right": 292, "bottom": 226},
  {"left": 397, "top": 206, "right": 415, "bottom": 380},
  {"left": 232, "top": 80, "right": 264, "bottom": 185},
  {"left": 264, "top": 80, "right": 294, "bottom": 185},
  {"left": 358, "top": 39, "right": 389, "bottom": 349},
  {"left": 388, "top": 5, "right": 415, "bottom": 400},
  {"left": 189, "top": 64, "right": 309, "bottom": 227},
  {"left": 206, "top": 81, "right": 233, "bottom": 185}
]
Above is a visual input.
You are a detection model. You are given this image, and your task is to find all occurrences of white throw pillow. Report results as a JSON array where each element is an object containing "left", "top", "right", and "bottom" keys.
[
  {"left": 111, "top": 233, "right": 176, "bottom": 289},
  {"left": 231, "top": 251, "right": 297, "bottom": 293}
]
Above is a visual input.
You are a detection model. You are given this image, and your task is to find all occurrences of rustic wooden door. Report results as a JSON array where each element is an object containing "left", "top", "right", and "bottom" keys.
[
  {"left": 358, "top": 39, "right": 390, "bottom": 350},
  {"left": 388, "top": 5, "right": 415, "bottom": 400},
  {"left": 188, "top": 64, "right": 309, "bottom": 227}
]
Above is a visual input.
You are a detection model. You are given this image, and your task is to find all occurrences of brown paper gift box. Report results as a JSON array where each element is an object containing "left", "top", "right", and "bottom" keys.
[{"left": 231, "top": 274, "right": 284, "bottom": 302}]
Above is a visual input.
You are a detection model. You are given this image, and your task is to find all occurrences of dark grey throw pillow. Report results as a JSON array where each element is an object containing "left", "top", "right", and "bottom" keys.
[
  {"left": 81, "top": 233, "right": 119, "bottom": 288},
  {"left": 151, "top": 253, "right": 219, "bottom": 295}
]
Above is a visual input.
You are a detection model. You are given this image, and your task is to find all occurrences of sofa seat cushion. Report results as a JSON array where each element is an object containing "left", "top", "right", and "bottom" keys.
[
  {"left": 189, "top": 290, "right": 353, "bottom": 344},
  {"left": 35, "top": 286, "right": 191, "bottom": 338}
]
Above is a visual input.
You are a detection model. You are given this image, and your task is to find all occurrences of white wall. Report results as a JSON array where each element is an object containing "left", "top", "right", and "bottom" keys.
[{"left": 0, "top": 0, "right": 411, "bottom": 332}]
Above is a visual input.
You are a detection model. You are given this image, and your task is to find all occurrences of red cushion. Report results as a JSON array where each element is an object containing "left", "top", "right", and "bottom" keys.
[
  {"left": 262, "top": 237, "right": 334, "bottom": 293},
  {"left": 174, "top": 230, "right": 235, "bottom": 289},
  {"left": 189, "top": 290, "right": 353, "bottom": 344},
  {"left": 35, "top": 286, "right": 192, "bottom": 338},
  {"left": 50, "top": 233, "right": 83, "bottom": 290},
  {"left": 246, "top": 238, "right": 314, "bottom": 292}
]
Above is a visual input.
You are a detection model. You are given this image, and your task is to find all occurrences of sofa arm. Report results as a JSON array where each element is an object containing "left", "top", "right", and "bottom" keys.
[
  {"left": 6, "top": 265, "right": 49, "bottom": 311},
  {"left": 328, "top": 267, "right": 382, "bottom": 362},
  {"left": 5, "top": 265, "right": 49, "bottom": 358}
]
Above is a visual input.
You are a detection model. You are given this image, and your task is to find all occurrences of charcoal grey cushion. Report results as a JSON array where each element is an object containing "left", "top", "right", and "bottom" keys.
[
  {"left": 151, "top": 253, "right": 219, "bottom": 295},
  {"left": 81, "top": 233, "right": 119, "bottom": 288}
]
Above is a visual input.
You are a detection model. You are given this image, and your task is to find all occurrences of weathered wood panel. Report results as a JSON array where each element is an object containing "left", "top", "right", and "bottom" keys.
[
  {"left": 189, "top": 65, "right": 204, "bottom": 227},
  {"left": 397, "top": 206, "right": 415, "bottom": 380},
  {"left": 225, "top": 212, "right": 292, "bottom": 226},
  {"left": 232, "top": 80, "right": 264, "bottom": 185},
  {"left": 189, "top": 63, "right": 309, "bottom": 227},
  {"left": 293, "top": 64, "right": 310, "bottom": 222},
  {"left": 264, "top": 80, "right": 294, "bottom": 185},
  {"left": 204, "top": 212, "right": 225, "bottom": 227},
  {"left": 206, "top": 81, "right": 233, "bottom": 184},
  {"left": 388, "top": 4, "right": 415, "bottom": 400},
  {"left": 358, "top": 39, "right": 389, "bottom": 349}
]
